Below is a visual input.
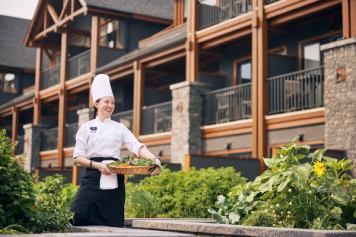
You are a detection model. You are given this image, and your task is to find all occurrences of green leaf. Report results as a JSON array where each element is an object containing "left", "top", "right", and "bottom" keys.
[
  {"left": 330, "top": 207, "right": 342, "bottom": 220},
  {"left": 228, "top": 212, "right": 241, "bottom": 224},
  {"left": 208, "top": 208, "right": 229, "bottom": 224},
  {"left": 346, "top": 223, "right": 356, "bottom": 230},
  {"left": 277, "top": 177, "right": 290, "bottom": 192}
]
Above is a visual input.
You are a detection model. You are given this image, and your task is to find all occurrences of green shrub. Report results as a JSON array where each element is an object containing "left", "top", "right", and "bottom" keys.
[
  {"left": 32, "top": 175, "right": 77, "bottom": 233},
  {"left": 0, "top": 130, "right": 35, "bottom": 230},
  {"left": 126, "top": 167, "right": 246, "bottom": 218},
  {"left": 209, "top": 142, "right": 356, "bottom": 230}
]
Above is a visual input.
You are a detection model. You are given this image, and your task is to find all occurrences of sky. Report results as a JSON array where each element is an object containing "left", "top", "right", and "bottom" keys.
[{"left": 0, "top": 0, "right": 39, "bottom": 19}]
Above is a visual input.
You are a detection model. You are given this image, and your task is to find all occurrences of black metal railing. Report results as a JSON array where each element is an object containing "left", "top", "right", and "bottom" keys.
[
  {"left": 16, "top": 135, "right": 24, "bottom": 155},
  {"left": 267, "top": 66, "right": 324, "bottom": 115},
  {"left": 68, "top": 50, "right": 90, "bottom": 80},
  {"left": 265, "top": 0, "right": 280, "bottom": 5},
  {"left": 41, "top": 64, "right": 60, "bottom": 90},
  {"left": 40, "top": 127, "right": 58, "bottom": 151},
  {"left": 111, "top": 110, "right": 133, "bottom": 131},
  {"left": 199, "top": 0, "right": 252, "bottom": 29},
  {"left": 65, "top": 123, "right": 78, "bottom": 147},
  {"left": 141, "top": 102, "right": 172, "bottom": 135},
  {"left": 203, "top": 83, "right": 252, "bottom": 125}
]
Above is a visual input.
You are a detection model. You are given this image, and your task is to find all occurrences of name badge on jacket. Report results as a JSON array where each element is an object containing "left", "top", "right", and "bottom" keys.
[{"left": 90, "top": 126, "right": 97, "bottom": 133}]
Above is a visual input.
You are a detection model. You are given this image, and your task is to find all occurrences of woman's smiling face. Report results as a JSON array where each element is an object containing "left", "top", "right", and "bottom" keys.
[{"left": 95, "top": 96, "right": 115, "bottom": 119}]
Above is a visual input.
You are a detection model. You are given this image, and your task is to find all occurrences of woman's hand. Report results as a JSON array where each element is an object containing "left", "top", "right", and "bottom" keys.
[{"left": 95, "top": 162, "right": 112, "bottom": 175}]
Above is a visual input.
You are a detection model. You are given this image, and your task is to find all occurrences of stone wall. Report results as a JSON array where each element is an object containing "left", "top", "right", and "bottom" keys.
[
  {"left": 322, "top": 38, "right": 356, "bottom": 176},
  {"left": 170, "top": 81, "right": 210, "bottom": 167}
]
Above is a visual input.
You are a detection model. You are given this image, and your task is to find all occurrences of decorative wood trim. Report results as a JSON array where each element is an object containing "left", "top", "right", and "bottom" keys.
[
  {"left": 0, "top": 108, "right": 12, "bottom": 117},
  {"left": 202, "top": 147, "right": 253, "bottom": 156},
  {"left": 144, "top": 48, "right": 186, "bottom": 68},
  {"left": 351, "top": 0, "right": 356, "bottom": 37},
  {"left": 86, "top": 8, "right": 171, "bottom": 25},
  {"left": 269, "top": 139, "right": 324, "bottom": 149},
  {"left": 266, "top": 108, "right": 325, "bottom": 130},
  {"left": 64, "top": 147, "right": 74, "bottom": 157},
  {"left": 39, "top": 84, "right": 60, "bottom": 100},
  {"left": 65, "top": 72, "right": 91, "bottom": 91},
  {"left": 46, "top": 3, "right": 59, "bottom": 24},
  {"left": 267, "top": 0, "right": 341, "bottom": 26},
  {"left": 201, "top": 119, "right": 253, "bottom": 139},
  {"left": 40, "top": 149, "right": 58, "bottom": 160},
  {"left": 133, "top": 61, "right": 143, "bottom": 136},
  {"left": 197, "top": 14, "right": 252, "bottom": 49},
  {"left": 139, "top": 132, "right": 171, "bottom": 146}
]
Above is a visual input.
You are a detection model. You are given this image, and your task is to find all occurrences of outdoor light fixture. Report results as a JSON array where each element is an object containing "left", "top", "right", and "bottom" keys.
[
  {"left": 297, "top": 134, "right": 304, "bottom": 142},
  {"left": 158, "top": 150, "right": 164, "bottom": 156},
  {"left": 225, "top": 142, "right": 232, "bottom": 150},
  {"left": 4, "top": 73, "right": 15, "bottom": 81}
]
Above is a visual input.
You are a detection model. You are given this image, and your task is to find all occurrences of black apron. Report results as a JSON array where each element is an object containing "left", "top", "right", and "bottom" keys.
[{"left": 71, "top": 157, "right": 125, "bottom": 227}]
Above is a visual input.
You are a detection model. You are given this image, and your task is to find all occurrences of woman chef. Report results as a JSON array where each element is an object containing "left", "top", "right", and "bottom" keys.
[{"left": 71, "top": 74, "right": 161, "bottom": 227}]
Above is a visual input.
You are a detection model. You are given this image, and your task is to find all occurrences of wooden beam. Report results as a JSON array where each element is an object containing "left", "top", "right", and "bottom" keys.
[
  {"left": 57, "top": 31, "right": 68, "bottom": 169},
  {"left": 59, "top": 0, "right": 70, "bottom": 20},
  {"left": 133, "top": 61, "right": 144, "bottom": 136},
  {"left": 257, "top": 0, "right": 267, "bottom": 169},
  {"left": 174, "top": 0, "right": 184, "bottom": 26},
  {"left": 33, "top": 48, "right": 43, "bottom": 125},
  {"left": 89, "top": 15, "right": 99, "bottom": 106},
  {"left": 186, "top": 0, "right": 199, "bottom": 82},
  {"left": 46, "top": 3, "right": 59, "bottom": 24},
  {"left": 251, "top": 0, "right": 259, "bottom": 158},
  {"left": 343, "top": 0, "right": 356, "bottom": 38},
  {"left": 351, "top": 0, "right": 356, "bottom": 37},
  {"left": 11, "top": 107, "right": 18, "bottom": 144},
  {"left": 251, "top": 0, "right": 267, "bottom": 170}
]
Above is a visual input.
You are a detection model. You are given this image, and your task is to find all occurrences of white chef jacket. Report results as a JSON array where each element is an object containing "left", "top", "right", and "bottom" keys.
[{"left": 73, "top": 117, "right": 144, "bottom": 160}]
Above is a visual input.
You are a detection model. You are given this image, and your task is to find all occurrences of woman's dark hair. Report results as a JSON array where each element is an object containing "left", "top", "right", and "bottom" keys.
[{"left": 93, "top": 98, "right": 100, "bottom": 119}]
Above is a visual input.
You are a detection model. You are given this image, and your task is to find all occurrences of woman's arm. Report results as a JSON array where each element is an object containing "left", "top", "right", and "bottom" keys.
[{"left": 74, "top": 156, "right": 111, "bottom": 175}]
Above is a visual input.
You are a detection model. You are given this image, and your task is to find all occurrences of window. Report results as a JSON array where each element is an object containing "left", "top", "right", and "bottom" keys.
[
  {"left": 302, "top": 33, "right": 342, "bottom": 69},
  {"left": 0, "top": 72, "right": 17, "bottom": 93},
  {"left": 99, "top": 18, "right": 124, "bottom": 49},
  {"left": 303, "top": 42, "right": 321, "bottom": 69},
  {"left": 236, "top": 60, "right": 251, "bottom": 84}
]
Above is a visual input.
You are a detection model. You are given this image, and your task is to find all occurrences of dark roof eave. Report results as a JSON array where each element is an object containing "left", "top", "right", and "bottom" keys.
[
  {"left": 0, "top": 92, "right": 34, "bottom": 111},
  {"left": 97, "top": 34, "right": 186, "bottom": 74}
]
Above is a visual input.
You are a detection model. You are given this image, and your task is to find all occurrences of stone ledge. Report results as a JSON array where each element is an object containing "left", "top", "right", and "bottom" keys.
[
  {"left": 321, "top": 37, "right": 356, "bottom": 51},
  {"left": 131, "top": 219, "right": 356, "bottom": 237}
]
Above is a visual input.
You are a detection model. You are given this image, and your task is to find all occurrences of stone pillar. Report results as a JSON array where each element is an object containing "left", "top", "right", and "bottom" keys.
[
  {"left": 23, "top": 123, "right": 46, "bottom": 172},
  {"left": 170, "top": 81, "right": 210, "bottom": 168},
  {"left": 321, "top": 38, "right": 356, "bottom": 176},
  {"left": 77, "top": 108, "right": 94, "bottom": 127},
  {"left": 73, "top": 108, "right": 94, "bottom": 185}
]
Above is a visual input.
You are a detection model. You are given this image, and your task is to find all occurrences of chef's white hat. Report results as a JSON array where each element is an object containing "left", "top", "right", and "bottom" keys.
[{"left": 91, "top": 74, "right": 114, "bottom": 102}]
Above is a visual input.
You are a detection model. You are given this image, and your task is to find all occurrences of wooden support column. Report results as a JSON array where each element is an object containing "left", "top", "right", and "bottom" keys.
[
  {"left": 252, "top": 0, "right": 267, "bottom": 171},
  {"left": 133, "top": 61, "right": 144, "bottom": 137},
  {"left": 58, "top": 31, "right": 68, "bottom": 168},
  {"left": 174, "top": 0, "right": 185, "bottom": 26},
  {"left": 33, "top": 48, "right": 43, "bottom": 125},
  {"left": 186, "top": 0, "right": 199, "bottom": 82},
  {"left": 11, "top": 106, "right": 18, "bottom": 144},
  {"left": 89, "top": 15, "right": 100, "bottom": 106},
  {"left": 342, "top": 0, "right": 356, "bottom": 38}
]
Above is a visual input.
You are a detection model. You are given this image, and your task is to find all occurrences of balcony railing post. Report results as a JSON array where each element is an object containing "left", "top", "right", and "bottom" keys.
[{"left": 267, "top": 66, "right": 324, "bottom": 115}]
